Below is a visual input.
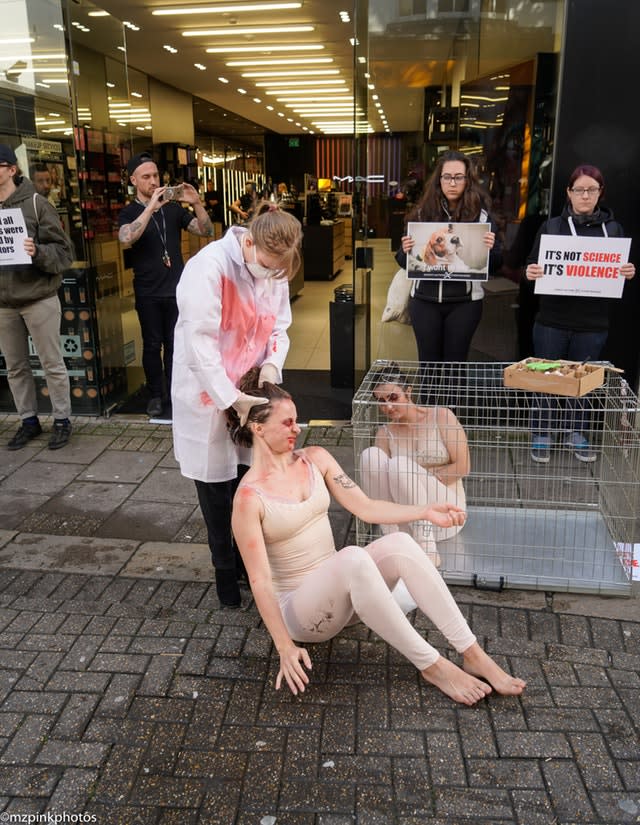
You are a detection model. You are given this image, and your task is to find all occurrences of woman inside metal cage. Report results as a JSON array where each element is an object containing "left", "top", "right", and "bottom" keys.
[
  {"left": 228, "top": 368, "right": 526, "bottom": 705},
  {"left": 358, "top": 364, "right": 469, "bottom": 568}
]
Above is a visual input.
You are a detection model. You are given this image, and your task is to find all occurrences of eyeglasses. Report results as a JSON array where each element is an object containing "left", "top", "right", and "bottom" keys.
[
  {"left": 570, "top": 187, "right": 601, "bottom": 196},
  {"left": 374, "top": 392, "right": 401, "bottom": 404},
  {"left": 441, "top": 174, "right": 467, "bottom": 184}
]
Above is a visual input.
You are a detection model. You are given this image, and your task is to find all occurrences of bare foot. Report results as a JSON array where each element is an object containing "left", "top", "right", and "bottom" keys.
[
  {"left": 421, "top": 655, "right": 492, "bottom": 706},
  {"left": 462, "top": 643, "right": 526, "bottom": 696}
]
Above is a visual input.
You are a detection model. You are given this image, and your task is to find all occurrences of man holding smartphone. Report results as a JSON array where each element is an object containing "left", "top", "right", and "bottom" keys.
[{"left": 119, "top": 153, "right": 213, "bottom": 417}]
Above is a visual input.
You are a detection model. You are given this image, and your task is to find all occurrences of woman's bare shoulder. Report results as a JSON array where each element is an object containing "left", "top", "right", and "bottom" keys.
[
  {"left": 302, "top": 445, "right": 333, "bottom": 468},
  {"left": 432, "top": 405, "right": 461, "bottom": 426}
]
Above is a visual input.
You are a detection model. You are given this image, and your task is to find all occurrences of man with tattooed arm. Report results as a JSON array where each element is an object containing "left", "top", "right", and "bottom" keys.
[{"left": 118, "top": 153, "right": 213, "bottom": 417}]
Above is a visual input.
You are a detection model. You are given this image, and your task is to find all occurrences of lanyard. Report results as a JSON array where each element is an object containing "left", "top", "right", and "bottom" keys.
[{"left": 137, "top": 199, "right": 171, "bottom": 267}]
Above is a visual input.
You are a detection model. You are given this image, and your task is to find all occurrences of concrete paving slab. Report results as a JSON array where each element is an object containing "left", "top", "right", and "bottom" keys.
[
  {"left": 37, "top": 434, "right": 115, "bottom": 464},
  {"left": 96, "top": 500, "right": 196, "bottom": 543},
  {"left": 130, "top": 467, "right": 198, "bottom": 506},
  {"left": 0, "top": 529, "right": 15, "bottom": 548},
  {"left": 551, "top": 584, "right": 640, "bottom": 622},
  {"left": 0, "top": 533, "right": 138, "bottom": 574},
  {"left": 156, "top": 447, "right": 179, "bottom": 469},
  {"left": 119, "top": 541, "right": 214, "bottom": 581},
  {"left": 0, "top": 445, "right": 46, "bottom": 481},
  {"left": 0, "top": 461, "right": 82, "bottom": 495},
  {"left": 41, "top": 481, "right": 136, "bottom": 516},
  {"left": 0, "top": 492, "right": 49, "bottom": 529},
  {"left": 17, "top": 512, "right": 104, "bottom": 536},
  {"left": 79, "top": 450, "right": 161, "bottom": 483}
]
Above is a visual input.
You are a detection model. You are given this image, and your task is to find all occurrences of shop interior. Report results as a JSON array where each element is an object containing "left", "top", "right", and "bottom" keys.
[{"left": 0, "top": 0, "right": 564, "bottom": 418}]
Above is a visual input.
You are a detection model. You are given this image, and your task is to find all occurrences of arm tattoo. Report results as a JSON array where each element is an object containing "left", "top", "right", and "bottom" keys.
[
  {"left": 188, "top": 216, "right": 214, "bottom": 237},
  {"left": 332, "top": 473, "right": 356, "bottom": 489},
  {"left": 120, "top": 220, "right": 143, "bottom": 244}
]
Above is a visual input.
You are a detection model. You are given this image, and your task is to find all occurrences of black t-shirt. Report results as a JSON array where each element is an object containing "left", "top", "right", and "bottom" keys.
[
  {"left": 119, "top": 200, "right": 194, "bottom": 297},
  {"left": 204, "top": 189, "right": 224, "bottom": 223}
]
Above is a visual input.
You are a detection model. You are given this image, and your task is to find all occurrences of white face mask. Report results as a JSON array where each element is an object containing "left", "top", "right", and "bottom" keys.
[{"left": 244, "top": 237, "right": 284, "bottom": 280}]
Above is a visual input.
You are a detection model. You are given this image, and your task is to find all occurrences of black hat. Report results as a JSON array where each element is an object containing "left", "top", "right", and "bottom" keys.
[
  {"left": 127, "top": 152, "right": 153, "bottom": 177},
  {"left": 0, "top": 145, "right": 18, "bottom": 166}
]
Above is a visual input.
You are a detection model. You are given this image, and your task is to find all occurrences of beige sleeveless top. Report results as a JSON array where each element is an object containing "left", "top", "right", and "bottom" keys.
[
  {"left": 383, "top": 422, "right": 450, "bottom": 469},
  {"left": 242, "top": 453, "right": 336, "bottom": 594}
]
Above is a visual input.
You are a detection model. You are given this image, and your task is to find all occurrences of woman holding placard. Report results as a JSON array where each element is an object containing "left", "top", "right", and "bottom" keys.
[
  {"left": 525, "top": 164, "right": 635, "bottom": 463},
  {"left": 394, "top": 151, "right": 500, "bottom": 362}
]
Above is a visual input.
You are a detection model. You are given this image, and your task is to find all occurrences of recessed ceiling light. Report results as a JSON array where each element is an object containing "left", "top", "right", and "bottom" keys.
[
  {"left": 252, "top": 97, "right": 261, "bottom": 103},
  {"left": 237, "top": 88, "right": 247, "bottom": 94},
  {"left": 266, "top": 105, "right": 274, "bottom": 110},
  {"left": 88, "top": 10, "right": 110, "bottom": 16},
  {"left": 194, "top": 63, "right": 207, "bottom": 70},
  {"left": 183, "top": 25, "right": 313, "bottom": 37},
  {"left": 163, "top": 45, "right": 178, "bottom": 53},
  {"left": 218, "top": 76, "right": 229, "bottom": 83}
]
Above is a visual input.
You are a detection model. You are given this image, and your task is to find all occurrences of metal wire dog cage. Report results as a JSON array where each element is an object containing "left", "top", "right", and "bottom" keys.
[{"left": 352, "top": 360, "right": 640, "bottom": 595}]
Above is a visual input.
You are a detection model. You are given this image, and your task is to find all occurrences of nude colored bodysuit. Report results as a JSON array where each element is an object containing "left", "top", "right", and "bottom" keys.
[
  {"left": 383, "top": 422, "right": 466, "bottom": 510},
  {"left": 358, "top": 420, "right": 466, "bottom": 546},
  {"left": 241, "top": 452, "right": 476, "bottom": 670},
  {"left": 244, "top": 454, "right": 336, "bottom": 594}
]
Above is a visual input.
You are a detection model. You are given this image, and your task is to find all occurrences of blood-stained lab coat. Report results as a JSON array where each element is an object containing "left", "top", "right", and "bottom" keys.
[{"left": 172, "top": 226, "right": 291, "bottom": 482}]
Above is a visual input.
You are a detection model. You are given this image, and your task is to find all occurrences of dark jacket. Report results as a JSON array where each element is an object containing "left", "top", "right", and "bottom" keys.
[
  {"left": 526, "top": 204, "right": 627, "bottom": 332},
  {"left": 0, "top": 177, "right": 75, "bottom": 309}
]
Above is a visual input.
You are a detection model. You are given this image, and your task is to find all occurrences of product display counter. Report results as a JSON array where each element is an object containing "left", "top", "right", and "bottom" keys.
[{"left": 303, "top": 219, "right": 346, "bottom": 280}]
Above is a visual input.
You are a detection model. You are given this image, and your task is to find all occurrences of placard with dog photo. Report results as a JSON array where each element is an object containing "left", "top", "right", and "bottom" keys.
[{"left": 406, "top": 221, "right": 490, "bottom": 281}]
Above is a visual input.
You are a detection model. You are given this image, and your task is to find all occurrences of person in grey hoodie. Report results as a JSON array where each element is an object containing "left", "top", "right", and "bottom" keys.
[{"left": 0, "top": 144, "right": 75, "bottom": 450}]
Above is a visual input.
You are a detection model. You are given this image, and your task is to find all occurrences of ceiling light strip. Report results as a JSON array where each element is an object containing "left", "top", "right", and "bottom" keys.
[
  {"left": 209, "top": 45, "right": 324, "bottom": 54},
  {"left": 153, "top": 2, "right": 301, "bottom": 14},
  {"left": 183, "top": 25, "right": 313, "bottom": 37},
  {"left": 227, "top": 58, "right": 332, "bottom": 67}
]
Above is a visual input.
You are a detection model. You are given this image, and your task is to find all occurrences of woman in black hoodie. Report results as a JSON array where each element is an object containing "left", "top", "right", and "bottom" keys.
[{"left": 525, "top": 164, "right": 635, "bottom": 463}]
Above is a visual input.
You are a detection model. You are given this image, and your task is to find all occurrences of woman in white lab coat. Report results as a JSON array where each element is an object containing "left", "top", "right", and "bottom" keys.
[{"left": 172, "top": 202, "right": 302, "bottom": 607}]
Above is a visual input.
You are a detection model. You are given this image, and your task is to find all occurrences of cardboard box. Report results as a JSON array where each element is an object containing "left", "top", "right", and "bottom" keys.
[{"left": 503, "top": 358, "right": 605, "bottom": 397}]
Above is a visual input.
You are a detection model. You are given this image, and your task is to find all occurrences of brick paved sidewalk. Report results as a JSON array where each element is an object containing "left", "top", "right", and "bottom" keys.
[{"left": 0, "top": 413, "right": 639, "bottom": 823}]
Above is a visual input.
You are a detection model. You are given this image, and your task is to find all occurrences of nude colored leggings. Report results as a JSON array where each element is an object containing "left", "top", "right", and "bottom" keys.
[
  {"left": 359, "top": 446, "right": 464, "bottom": 542},
  {"left": 278, "top": 532, "right": 476, "bottom": 671}
]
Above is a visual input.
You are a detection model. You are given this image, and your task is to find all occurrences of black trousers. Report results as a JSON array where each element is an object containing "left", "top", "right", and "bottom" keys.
[
  {"left": 134, "top": 295, "right": 179, "bottom": 398},
  {"left": 194, "top": 465, "right": 249, "bottom": 570},
  {"left": 408, "top": 296, "right": 483, "bottom": 362}
]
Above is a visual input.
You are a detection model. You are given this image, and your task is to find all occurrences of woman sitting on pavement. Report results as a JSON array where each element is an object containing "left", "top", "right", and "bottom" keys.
[
  {"left": 359, "top": 362, "right": 469, "bottom": 569},
  {"left": 228, "top": 368, "right": 526, "bottom": 705}
]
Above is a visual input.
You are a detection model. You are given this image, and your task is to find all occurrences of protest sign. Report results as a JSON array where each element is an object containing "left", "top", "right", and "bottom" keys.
[
  {"left": 406, "top": 221, "right": 490, "bottom": 281},
  {"left": 535, "top": 234, "right": 631, "bottom": 298},
  {"left": 0, "top": 209, "right": 30, "bottom": 265},
  {"left": 615, "top": 543, "right": 640, "bottom": 581}
]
